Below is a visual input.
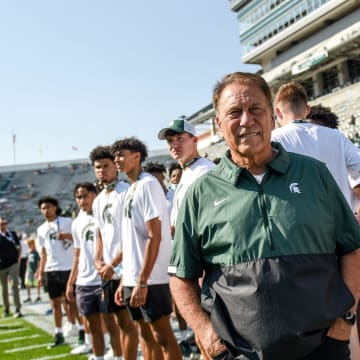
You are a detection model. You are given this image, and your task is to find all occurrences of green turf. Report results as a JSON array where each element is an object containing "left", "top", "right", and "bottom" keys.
[{"left": 0, "top": 316, "right": 88, "bottom": 360}]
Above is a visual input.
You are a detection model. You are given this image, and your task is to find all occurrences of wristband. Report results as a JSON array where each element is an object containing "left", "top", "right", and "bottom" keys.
[{"left": 137, "top": 283, "right": 148, "bottom": 288}]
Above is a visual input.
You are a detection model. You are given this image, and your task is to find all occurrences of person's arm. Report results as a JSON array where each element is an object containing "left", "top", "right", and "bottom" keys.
[
  {"left": 352, "top": 185, "right": 360, "bottom": 224},
  {"left": 37, "top": 247, "right": 47, "bottom": 286},
  {"left": 129, "top": 217, "right": 161, "bottom": 308},
  {"left": 66, "top": 248, "right": 80, "bottom": 302},
  {"left": 327, "top": 248, "right": 360, "bottom": 340},
  {"left": 94, "top": 229, "right": 105, "bottom": 273},
  {"left": 57, "top": 232, "right": 73, "bottom": 241},
  {"left": 170, "top": 277, "right": 230, "bottom": 358}
]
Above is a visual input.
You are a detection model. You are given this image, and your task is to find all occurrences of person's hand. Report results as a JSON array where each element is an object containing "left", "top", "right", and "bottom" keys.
[
  {"left": 99, "top": 264, "right": 114, "bottom": 280},
  {"left": 37, "top": 273, "right": 43, "bottom": 287},
  {"left": 114, "top": 280, "right": 124, "bottom": 306},
  {"left": 129, "top": 285, "right": 148, "bottom": 308},
  {"left": 66, "top": 284, "right": 75, "bottom": 302},
  {"left": 327, "top": 317, "right": 352, "bottom": 341}
]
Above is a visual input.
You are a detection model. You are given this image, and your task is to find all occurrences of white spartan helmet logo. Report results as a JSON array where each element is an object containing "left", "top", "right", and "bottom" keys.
[{"left": 289, "top": 182, "right": 301, "bottom": 194}]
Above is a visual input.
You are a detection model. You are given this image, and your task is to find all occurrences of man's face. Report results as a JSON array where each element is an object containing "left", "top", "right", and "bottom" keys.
[
  {"left": 170, "top": 168, "right": 182, "bottom": 184},
  {"left": 75, "top": 187, "right": 96, "bottom": 213},
  {"left": 166, "top": 133, "right": 197, "bottom": 163},
  {"left": 0, "top": 219, "right": 8, "bottom": 232},
  {"left": 39, "top": 202, "right": 57, "bottom": 221},
  {"left": 216, "top": 81, "right": 274, "bottom": 159},
  {"left": 93, "top": 158, "right": 117, "bottom": 184},
  {"left": 113, "top": 149, "right": 139, "bottom": 175}
]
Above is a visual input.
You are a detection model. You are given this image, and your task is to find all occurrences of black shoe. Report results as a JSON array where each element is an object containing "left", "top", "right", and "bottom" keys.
[
  {"left": 47, "top": 333, "right": 65, "bottom": 349},
  {"left": 2, "top": 311, "right": 10, "bottom": 318},
  {"left": 78, "top": 329, "right": 85, "bottom": 344},
  {"left": 23, "top": 298, "right": 32, "bottom": 304},
  {"left": 34, "top": 297, "right": 42, "bottom": 303},
  {"left": 179, "top": 340, "right": 193, "bottom": 357},
  {"left": 13, "top": 311, "right": 23, "bottom": 318}
]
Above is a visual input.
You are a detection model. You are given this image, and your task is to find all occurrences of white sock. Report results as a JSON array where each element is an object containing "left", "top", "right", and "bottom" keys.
[
  {"left": 55, "top": 327, "right": 63, "bottom": 334},
  {"left": 85, "top": 333, "right": 92, "bottom": 345},
  {"left": 104, "top": 332, "right": 110, "bottom": 348},
  {"left": 94, "top": 357, "right": 104, "bottom": 360},
  {"left": 78, "top": 324, "right": 84, "bottom": 330},
  {"left": 113, "top": 357, "right": 122, "bottom": 360}
]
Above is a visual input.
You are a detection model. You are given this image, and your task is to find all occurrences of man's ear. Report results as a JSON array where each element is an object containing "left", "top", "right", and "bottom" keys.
[
  {"left": 305, "top": 104, "right": 311, "bottom": 118},
  {"left": 275, "top": 106, "right": 283, "bottom": 120},
  {"left": 215, "top": 115, "right": 223, "bottom": 136}
]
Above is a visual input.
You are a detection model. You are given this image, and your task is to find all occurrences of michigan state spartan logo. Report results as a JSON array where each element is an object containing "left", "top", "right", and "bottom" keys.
[
  {"left": 81, "top": 223, "right": 95, "bottom": 242},
  {"left": 102, "top": 204, "right": 113, "bottom": 224}
]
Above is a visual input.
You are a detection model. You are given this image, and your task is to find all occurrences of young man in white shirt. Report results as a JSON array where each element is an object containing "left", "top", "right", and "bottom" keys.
[
  {"left": 91, "top": 146, "right": 138, "bottom": 360},
  {"left": 112, "top": 137, "right": 182, "bottom": 360},
  {"left": 272, "top": 82, "right": 360, "bottom": 220},
  {"left": 66, "top": 182, "right": 105, "bottom": 359},
  {"left": 158, "top": 118, "right": 215, "bottom": 236},
  {"left": 37, "top": 196, "right": 77, "bottom": 348}
]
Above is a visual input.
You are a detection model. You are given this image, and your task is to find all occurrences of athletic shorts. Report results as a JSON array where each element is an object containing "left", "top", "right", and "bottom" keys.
[
  {"left": 25, "top": 271, "right": 38, "bottom": 287},
  {"left": 102, "top": 279, "right": 126, "bottom": 313},
  {"left": 76, "top": 285, "right": 104, "bottom": 316},
  {"left": 123, "top": 283, "right": 172, "bottom": 323},
  {"left": 44, "top": 270, "right": 70, "bottom": 299}
]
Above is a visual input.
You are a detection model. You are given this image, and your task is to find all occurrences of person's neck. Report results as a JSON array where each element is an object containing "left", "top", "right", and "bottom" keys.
[
  {"left": 46, "top": 215, "right": 57, "bottom": 222},
  {"left": 179, "top": 152, "right": 200, "bottom": 170},
  {"left": 282, "top": 114, "right": 306, "bottom": 125},
  {"left": 127, "top": 167, "right": 143, "bottom": 184},
  {"left": 230, "top": 147, "right": 276, "bottom": 175},
  {"left": 103, "top": 178, "right": 118, "bottom": 192}
]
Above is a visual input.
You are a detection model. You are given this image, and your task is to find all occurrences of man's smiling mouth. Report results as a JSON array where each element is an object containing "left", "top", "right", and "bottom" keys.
[{"left": 239, "top": 131, "right": 259, "bottom": 139}]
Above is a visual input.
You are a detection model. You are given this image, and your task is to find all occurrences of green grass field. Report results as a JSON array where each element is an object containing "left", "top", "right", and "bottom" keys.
[{"left": 0, "top": 316, "right": 88, "bottom": 360}]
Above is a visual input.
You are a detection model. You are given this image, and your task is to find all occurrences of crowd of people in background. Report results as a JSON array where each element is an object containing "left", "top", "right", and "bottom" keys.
[{"left": 1, "top": 72, "right": 360, "bottom": 360}]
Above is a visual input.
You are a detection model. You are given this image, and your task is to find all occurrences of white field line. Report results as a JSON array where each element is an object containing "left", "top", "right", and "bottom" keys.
[
  {"left": 0, "top": 333, "right": 41, "bottom": 343},
  {"left": 1, "top": 327, "right": 28, "bottom": 335},
  {"left": 5, "top": 343, "right": 48, "bottom": 353}
]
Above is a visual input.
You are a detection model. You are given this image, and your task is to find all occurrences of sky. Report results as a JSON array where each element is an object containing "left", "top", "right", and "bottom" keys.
[{"left": 0, "top": 1, "right": 258, "bottom": 167}]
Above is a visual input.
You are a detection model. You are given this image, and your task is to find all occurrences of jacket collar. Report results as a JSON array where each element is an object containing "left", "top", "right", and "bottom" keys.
[{"left": 216, "top": 142, "right": 290, "bottom": 185}]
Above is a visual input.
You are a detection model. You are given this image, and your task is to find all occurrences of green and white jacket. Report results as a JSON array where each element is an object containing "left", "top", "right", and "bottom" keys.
[{"left": 169, "top": 143, "right": 360, "bottom": 360}]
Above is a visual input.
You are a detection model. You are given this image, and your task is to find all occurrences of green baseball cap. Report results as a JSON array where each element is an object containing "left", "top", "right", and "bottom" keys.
[{"left": 157, "top": 119, "right": 196, "bottom": 140}]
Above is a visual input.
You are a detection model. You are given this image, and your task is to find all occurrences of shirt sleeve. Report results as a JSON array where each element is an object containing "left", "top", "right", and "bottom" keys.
[
  {"left": 322, "top": 163, "right": 360, "bottom": 255},
  {"left": 344, "top": 136, "right": 360, "bottom": 188},
  {"left": 169, "top": 185, "right": 204, "bottom": 279}
]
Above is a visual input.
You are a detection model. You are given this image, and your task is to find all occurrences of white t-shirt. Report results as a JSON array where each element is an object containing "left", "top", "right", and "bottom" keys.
[
  {"left": 37, "top": 216, "right": 74, "bottom": 271},
  {"left": 92, "top": 181, "right": 129, "bottom": 264},
  {"left": 72, "top": 211, "right": 101, "bottom": 286},
  {"left": 272, "top": 121, "right": 360, "bottom": 210},
  {"left": 171, "top": 157, "right": 215, "bottom": 226},
  {"left": 121, "top": 172, "right": 172, "bottom": 286}
]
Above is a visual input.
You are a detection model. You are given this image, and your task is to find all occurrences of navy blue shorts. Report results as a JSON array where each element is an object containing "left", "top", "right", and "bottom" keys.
[{"left": 76, "top": 285, "right": 104, "bottom": 316}]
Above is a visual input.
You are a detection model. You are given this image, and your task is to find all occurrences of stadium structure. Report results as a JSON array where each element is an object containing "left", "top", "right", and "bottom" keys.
[
  {"left": 191, "top": 0, "right": 360, "bottom": 153},
  {"left": 0, "top": 149, "right": 171, "bottom": 235},
  {"left": 1, "top": 0, "right": 359, "bottom": 235}
]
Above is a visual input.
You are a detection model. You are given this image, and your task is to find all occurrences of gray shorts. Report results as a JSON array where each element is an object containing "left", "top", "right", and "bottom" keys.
[
  {"left": 76, "top": 285, "right": 104, "bottom": 316},
  {"left": 123, "top": 283, "right": 172, "bottom": 323}
]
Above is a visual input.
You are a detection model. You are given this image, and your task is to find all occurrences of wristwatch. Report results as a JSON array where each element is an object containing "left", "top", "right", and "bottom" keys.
[{"left": 342, "top": 311, "right": 356, "bottom": 326}]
